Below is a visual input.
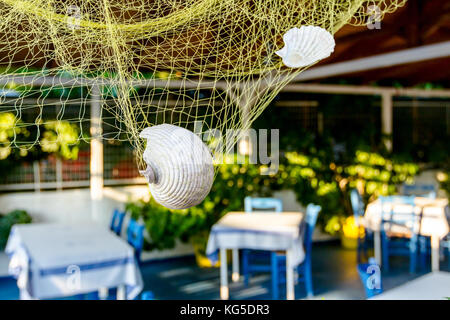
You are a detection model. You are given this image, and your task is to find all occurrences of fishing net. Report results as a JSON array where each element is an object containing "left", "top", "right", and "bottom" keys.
[{"left": 0, "top": 0, "right": 406, "bottom": 170}]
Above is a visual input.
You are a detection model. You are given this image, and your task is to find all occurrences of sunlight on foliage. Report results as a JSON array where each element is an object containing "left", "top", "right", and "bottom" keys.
[{"left": 40, "top": 121, "right": 80, "bottom": 160}]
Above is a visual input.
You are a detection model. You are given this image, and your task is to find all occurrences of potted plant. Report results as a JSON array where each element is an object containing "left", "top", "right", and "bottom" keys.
[{"left": 324, "top": 215, "right": 364, "bottom": 249}]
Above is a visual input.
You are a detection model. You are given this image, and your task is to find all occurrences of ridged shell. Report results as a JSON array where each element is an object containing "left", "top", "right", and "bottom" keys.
[
  {"left": 275, "top": 26, "right": 335, "bottom": 68},
  {"left": 139, "top": 124, "right": 214, "bottom": 210}
]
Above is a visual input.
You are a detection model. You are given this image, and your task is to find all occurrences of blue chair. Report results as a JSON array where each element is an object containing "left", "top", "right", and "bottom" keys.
[
  {"left": 350, "top": 189, "right": 372, "bottom": 263},
  {"left": 403, "top": 184, "right": 436, "bottom": 199},
  {"left": 441, "top": 236, "right": 450, "bottom": 269},
  {"left": 269, "top": 203, "right": 321, "bottom": 299},
  {"left": 244, "top": 197, "right": 283, "bottom": 212},
  {"left": 141, "top": 291, "right": 155, "bottom": 300},
  {"left": 379, "top": 195, "right": 421, "bottom": 273},
  {"left": 357, "top": 257, "right": 383, "bottom": 298},
  {"left": 242, "top": 197, "right": 283, "bottom": 286},
  {"left": 419, "top": 234, "right": 450, "bottom": 271},
  {"left": 110, "top": 209, "right": 126, "bottom": 236},
  {"left": 127, "top": 218, "right": 145, "bottom": 264}
]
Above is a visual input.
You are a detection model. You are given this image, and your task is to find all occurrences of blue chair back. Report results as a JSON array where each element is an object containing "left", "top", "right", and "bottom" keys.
[
  {"left": 303, "top": 204, "right": 321, "bottom": 253},
  {"left": 244, "top": 197, "right": 282, "bottom": 213},
  {"left": 350, "top": 189, "right": 364, "bottom": 217},
  {"left": 127, "top": 219, "right": 145, "bottom": 262},
  {"left": 110, "top": 209, "right": 126, "bottom": 236},
  {"left": 357, "top": 258, "right": 383, "bottom": 298},
  {"left": 403, "top": 184, "right": 436, "bottom": 199},
  {"left": 380, "top": 195, "right": 420, "bottom": 236},
  {"left": 350, "top": 189, "right": 365, "bottom": 225},
  {"left": 380, "top": 195, "right": 416, "bottom": 224}
]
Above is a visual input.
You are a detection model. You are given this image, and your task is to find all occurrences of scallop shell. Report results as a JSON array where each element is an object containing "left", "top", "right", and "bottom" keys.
[
  {"left": 139, "top": 124, "right": 214, "bottom": 210},
  {"left": 275, "top": 26, "right": 335, "bottom": 68}
]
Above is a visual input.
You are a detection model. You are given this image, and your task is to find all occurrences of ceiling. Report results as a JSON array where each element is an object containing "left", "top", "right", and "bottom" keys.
[{"left": 313, "top": 0, "right": 450, "bottom": 86}]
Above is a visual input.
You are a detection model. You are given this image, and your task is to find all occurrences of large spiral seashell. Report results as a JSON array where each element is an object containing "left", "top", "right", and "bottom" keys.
[
  {"left": 275, "top": 25, "right": 335, "bottom": 68},
  {"left": 139, "top": 124, "right": 214, "bottom": 210}
]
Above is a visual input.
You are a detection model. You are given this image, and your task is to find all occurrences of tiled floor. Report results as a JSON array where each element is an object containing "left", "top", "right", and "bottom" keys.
[{"left": 0, "top": 242, "right": 446, "bottom": 300}]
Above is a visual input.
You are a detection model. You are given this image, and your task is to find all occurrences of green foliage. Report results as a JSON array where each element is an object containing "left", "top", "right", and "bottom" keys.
[
  {"left": 128, "top": 147, "right": 419, "bottom": 251},
  {"left": 283, "top": 150, "right": 418, "bottom": 233},
  {"left": 126, "top": 198, "right": 199, "bottom": 251},
  {"left": 126, "top": 157, "right": 271, "bottom": 251},
  {"left": 0, "top": 113, "right": 82, "bottom": 168},
  {"left": 40, "top": 121, "right": 80, "bottom": 160},
  {"left": 437, "top": 169, "right": 450, "bottom": 199},
  {"left": 0, "top": 112, "right": 31, "bottom": 160},
  {"left": 0, "top": 210, "right": 32, "bottom": 250}
]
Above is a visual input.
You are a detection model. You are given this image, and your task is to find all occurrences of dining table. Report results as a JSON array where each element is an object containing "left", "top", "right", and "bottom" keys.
[
  {"left": 206, "top": 211, "right": 305, "bottom": 300},
  {"left": 363, "top": 197, "right": 449, "bottom": 271},
  {"left": 370, "top": 271, "right": 450, "bottom": 300},
  {"left": 6, "top": 223, "right": 143, "bottom": 300}
]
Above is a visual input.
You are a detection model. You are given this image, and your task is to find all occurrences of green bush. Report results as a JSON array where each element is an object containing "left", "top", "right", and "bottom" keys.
[
  {"left": 0, "top": 210, "right": 32, "bottom": 250},
  {"left": 128, "top": 149, "right": 419, "bottom": 252},
  {"left": 0, "top": 113, "right": 82, "bottom": 173},
  {"left": 283, "top": 150, "right": 418, "bottom": 235},
  {"left": 126, "top": 156, "right": 271, "bottom": 251}
]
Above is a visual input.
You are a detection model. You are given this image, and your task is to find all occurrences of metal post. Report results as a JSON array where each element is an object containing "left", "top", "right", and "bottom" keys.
[
  {"left": 33, "top": 161, "right": 41, "bottom": 192},
  {"left": 381, "top": 92, "right": 393, "bottom": 151},
  {"left": 90, "top": 84, "right": 103, "bottom": 222},
  {"left": 55, "top": 157, "right": 63, "bottom": 191},
  {"left": 317, "top": 112, "right": 324, "bottom": 135}
]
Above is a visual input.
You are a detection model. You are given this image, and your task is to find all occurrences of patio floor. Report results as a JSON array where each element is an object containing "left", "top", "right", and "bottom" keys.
[{"left": 0, "top": 241, "right": 446, "bottom": 300}]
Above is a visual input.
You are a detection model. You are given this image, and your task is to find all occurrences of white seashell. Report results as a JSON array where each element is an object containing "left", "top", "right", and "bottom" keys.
[
  {"left": 275, "top": 26, "right": 335, "bottom": 68},
  {"left": 139, "top": 124, "right": 214, "bottom": 210}
]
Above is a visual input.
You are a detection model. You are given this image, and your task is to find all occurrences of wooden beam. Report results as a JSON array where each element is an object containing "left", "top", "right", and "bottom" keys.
[
  {"left": 282, "top": 83, "right": 450, "bottom": 98},
  {"left": 357, "top": 57, "right": 450, "bottom": 85},
  {"left": 294, "top": 41, "right": 450, "bottom": 82},
  {"left": 381, "top": 92, "right": 393, "bottom": 151}
]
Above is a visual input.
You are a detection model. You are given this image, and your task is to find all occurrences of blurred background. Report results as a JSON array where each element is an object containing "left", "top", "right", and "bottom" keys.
[{"left": 0, "top": 0, "right": 449, "bottom": 300}]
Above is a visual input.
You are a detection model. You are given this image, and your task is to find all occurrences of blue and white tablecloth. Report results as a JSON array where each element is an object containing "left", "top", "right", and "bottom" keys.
[
  {"left": 206, "top": 212, "right": 305, "bottom": 268},
  {"left": 6, "top": 223, "right": 143, "bottom": 300}
]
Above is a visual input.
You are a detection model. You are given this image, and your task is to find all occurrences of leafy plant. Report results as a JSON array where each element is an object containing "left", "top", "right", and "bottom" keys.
[
  {"left": 0, "top": 210, "right": 32, "bottom": 250},
  {"left": 0, "top": 113, "right": 83, "bottom": 175},
  {"left": 39, "top": 120, "right": 80, "bottom": 160},
  {"left": 128, "top": 147, "right": 419, "bottom": 253}
]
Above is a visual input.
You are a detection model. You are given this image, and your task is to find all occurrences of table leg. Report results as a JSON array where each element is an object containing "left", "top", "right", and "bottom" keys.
[
  {"left": 374, "top": 230, "right": 382, "bottom": 266},
  {"left": 232, "top": 249, "right": 240, "bottom": 282},
  {"left": 19, "top": 289, "right": 34, "bottom": 300},
  {"left": 117, "top": 285, "right": 126, "bottom": 300},
  {"left": 98, "top": 287, "right": 109, "bottom": 300},
  {"left": 286, "top": 250, "right": 295, "bottom": 300},
  {"left": 431, "top": 235, "right": 440, "bottom": 272},
  {"left": 220, "top": 248, "right": 229, "bottom": 300}
]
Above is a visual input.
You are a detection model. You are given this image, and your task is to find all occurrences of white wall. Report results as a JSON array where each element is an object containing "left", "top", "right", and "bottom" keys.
[{"left": 0, "top": 185, "right": 195, "bottom": 261}]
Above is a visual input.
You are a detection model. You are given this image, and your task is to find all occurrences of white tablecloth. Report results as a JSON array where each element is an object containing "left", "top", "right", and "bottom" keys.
[
  {"left": 206, "top": 212, "right": 305, "bottom": 268},
  {"left": 5, "top": 223, "right": 143, "bottom": 300},
  {"left": 370, "top": 271, "right": 450, "bottom": 300},
  {"left": 364, "top": 197, "right": 450, "bottom": 238}
]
